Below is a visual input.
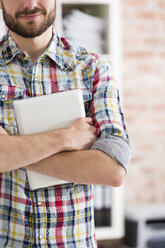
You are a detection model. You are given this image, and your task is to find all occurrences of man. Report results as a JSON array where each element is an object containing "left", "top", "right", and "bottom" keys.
[{"left": 0, "top": 0, "right": 131, "bottom": 247}]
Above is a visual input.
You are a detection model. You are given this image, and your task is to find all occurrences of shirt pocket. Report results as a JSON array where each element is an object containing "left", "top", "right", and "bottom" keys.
[{"left": 0, "top": 84, "right": 25, "bottom": 135}]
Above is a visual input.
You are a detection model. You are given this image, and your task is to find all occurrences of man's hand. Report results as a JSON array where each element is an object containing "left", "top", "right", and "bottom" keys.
[
  {"left": 0, "top": 126, "right": 8, "bottom": 135},
  {"left": 64, "top": 117, "right": 97, "bottom": 151},
  {"left": 0, "top": 117, "right": 97, "bottom": 153}
]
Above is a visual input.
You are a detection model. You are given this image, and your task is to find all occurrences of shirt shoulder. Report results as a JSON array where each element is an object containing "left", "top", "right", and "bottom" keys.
[{"left": 58, "top": 35, "right": 107, "bottom": 71}]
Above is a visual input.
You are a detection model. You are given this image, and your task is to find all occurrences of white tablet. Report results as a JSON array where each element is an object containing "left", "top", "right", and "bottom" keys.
[{"left": 13, "top": 89, "right": 85, "bottom": 190}]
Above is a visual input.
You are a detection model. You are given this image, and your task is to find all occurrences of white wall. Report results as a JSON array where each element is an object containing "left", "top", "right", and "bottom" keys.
[{"left": 0, "top": 10, "right": 6, "bottom": 38}]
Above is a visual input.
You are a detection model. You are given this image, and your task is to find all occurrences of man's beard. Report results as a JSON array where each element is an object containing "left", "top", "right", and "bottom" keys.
[{"left": 2, "top": 2, "right": 56, "bottom": 38}]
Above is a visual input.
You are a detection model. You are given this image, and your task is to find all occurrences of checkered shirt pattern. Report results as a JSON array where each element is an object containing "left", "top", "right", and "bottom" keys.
[{"left": 0, "top": 31, "right": 130, "bottom": 247}]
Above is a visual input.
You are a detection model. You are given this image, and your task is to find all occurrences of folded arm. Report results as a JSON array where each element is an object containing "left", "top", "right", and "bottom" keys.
[
  {"left": 0, "top": 117, "right": 96, "bottom": 172},
  {"left": 26, "top": 149, "right": 125, "bottom": 187},
  {"left": 0, "top": 56, "right": 132, "bottom": 187}
]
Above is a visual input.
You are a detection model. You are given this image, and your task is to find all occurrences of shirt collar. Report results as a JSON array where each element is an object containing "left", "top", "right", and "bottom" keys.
[
  {"left": 0, "top": 31, "right": 20, "bottom": 66},
  {"left": 0, "top": 30, "right": 77, "bottom": 71},
  {"left": 45, "top": 30, "right": 77, "bottom": 71}
]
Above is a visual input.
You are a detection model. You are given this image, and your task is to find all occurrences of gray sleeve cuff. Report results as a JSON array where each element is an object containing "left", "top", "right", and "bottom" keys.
[{"left": 90, "top": 136, "right": 132, "bottom": 173}]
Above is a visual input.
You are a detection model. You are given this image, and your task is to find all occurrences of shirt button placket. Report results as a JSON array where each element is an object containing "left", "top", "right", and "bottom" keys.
[{"left": 33, "top": 192, "right": 43, "bottom": 247}]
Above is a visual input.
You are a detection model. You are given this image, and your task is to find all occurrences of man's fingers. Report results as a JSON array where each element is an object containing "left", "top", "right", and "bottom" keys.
[
  {"left": 0, "top": 126, "right": 8, "bottom": 135},
  {"left": 84, "top": 117, "right": 94, "bottom": 125},
  {"left": 76, "top": 117, "right": 94, "bottom": 126},
  {"left": 89, "top": 125, "right": 97, "bottom": 134}
]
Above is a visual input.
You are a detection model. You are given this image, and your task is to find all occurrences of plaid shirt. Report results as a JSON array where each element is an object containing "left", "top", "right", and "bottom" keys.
[{"left": 0, "top": 31, "right": 130, "bottom": 247}]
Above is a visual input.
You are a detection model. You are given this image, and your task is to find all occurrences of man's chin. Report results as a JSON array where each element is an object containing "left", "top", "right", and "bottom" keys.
[{"left": 10, "top": 23, "right": 47, "bottom": 38}]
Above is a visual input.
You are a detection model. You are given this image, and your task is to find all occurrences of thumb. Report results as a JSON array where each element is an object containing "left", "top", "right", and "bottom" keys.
[{"left": 0, "top": 126, "right": 8, "bottom": 135}]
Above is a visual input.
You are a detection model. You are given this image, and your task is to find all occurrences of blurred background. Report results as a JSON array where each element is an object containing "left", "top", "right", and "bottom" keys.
[
  {"left": 122, "top": 0, "right": 165, "bottom": 205},
  {"left": 0, "top": 0, "right": 165, "bottom": 247}
]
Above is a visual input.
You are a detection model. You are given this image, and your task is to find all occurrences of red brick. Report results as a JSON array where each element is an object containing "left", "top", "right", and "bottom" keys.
[
  {"left": 138, "top": 64, "right": 159, "bottom": 73},
  {"left": 153, "top": 104, "right": 165, "bottom": 111},
  {"left": 124, "top": 51, "right": 153, "bottom": 58},
  {"left": 158, "top": 0, "right": 165, "bottom": 9},
  {"left": 158, "top": 12, "right": 165, "bottom": 21},
  {"left": 137, "top": 11, "right": 157, "bottom": 19},
  {"left": 144, "top": 38, "right": 165, "bottom": 46},
  {"left": 123, "top": 0, "right": 148, "bottom": 7},
  {"left": 160, "top": 52, "right": 165, "bottom": 57}
]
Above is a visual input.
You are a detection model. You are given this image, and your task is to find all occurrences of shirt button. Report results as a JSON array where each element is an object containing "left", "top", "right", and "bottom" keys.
[
  {"left": 39, "top": 235, "right": 43, "bottom": 240},
  {"left": 37, "top": 201, "right": 42, "bottom": 206},
  {"left": 1, "top": 94, "right": 6, "bottom": 99}
]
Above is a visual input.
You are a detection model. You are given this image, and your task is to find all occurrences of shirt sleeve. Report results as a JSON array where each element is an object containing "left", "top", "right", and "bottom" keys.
[{"left": 89, "top": 55, "right": 132, "bottom": 172}]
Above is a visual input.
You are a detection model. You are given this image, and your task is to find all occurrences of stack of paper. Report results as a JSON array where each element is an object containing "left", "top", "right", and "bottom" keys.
[{"left": 63, "top": 9, "right": 105, "bottom": 54}]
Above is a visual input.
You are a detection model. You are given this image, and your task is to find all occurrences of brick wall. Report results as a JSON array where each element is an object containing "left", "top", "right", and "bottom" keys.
[{"left": 122, "top": 0, "right": 165, "bottom": 203}]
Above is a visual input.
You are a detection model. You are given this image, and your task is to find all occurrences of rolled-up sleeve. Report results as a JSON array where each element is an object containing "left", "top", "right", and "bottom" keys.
[{"left": 89, "top": 55, "right": 132, "bottom": 172}]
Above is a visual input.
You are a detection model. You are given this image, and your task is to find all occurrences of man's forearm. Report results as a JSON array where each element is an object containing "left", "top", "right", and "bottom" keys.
[
  {"left": 26, "top": 150, "right": 125, "bottom": 187},
  {"left": 0, "top": 118, "right": 96, "bottom": 173},
  {"left": 0, "top": 130, "right": 67, "bottom": 172}
]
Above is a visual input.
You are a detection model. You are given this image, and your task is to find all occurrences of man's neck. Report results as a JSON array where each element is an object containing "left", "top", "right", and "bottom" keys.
[{"left": 10, "top": 26, "right": 53, "bottom": 63}]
